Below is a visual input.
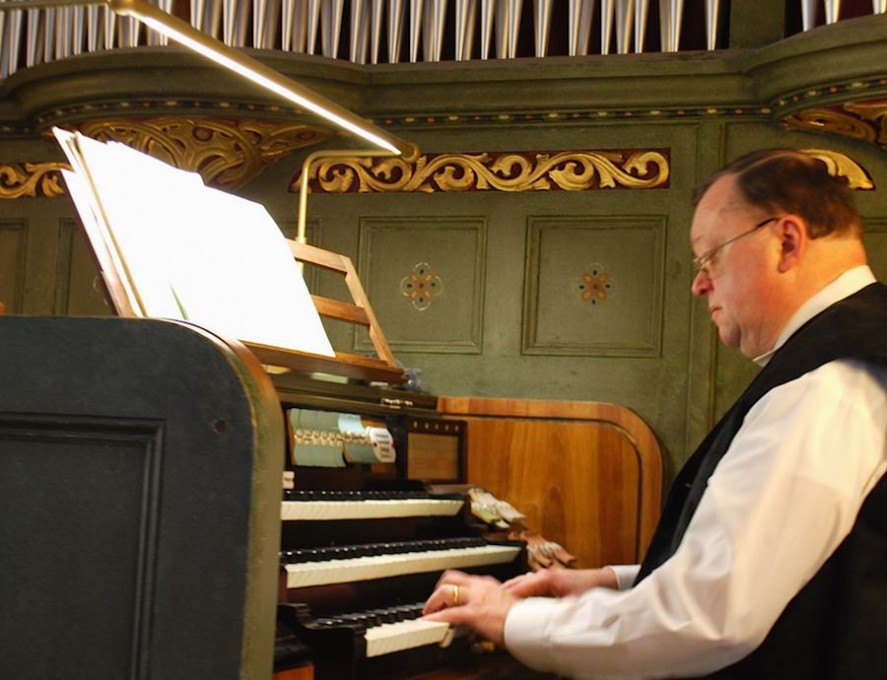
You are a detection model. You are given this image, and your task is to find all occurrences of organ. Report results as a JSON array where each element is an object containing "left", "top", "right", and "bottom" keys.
[
  {"left": 0, "top": 239, "right": 662, "bottom": 679},
  {"left": 271, "top": 376, "right": 526, "bottom": 680}
]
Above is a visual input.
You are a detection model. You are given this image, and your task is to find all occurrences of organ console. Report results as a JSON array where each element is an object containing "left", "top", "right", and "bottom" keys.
[
  {"left": 0, "top": 241, "right": 663, "bottom": 679},
  {"left": 269, "top": 373, "right": 530, "bottom": 680},
  {"left": 268, "top": 367, "right": 664, "bottom": 680}
]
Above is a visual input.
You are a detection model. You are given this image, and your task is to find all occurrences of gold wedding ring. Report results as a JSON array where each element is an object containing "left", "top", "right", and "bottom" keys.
[{"left": 452, "top": 584, "right": 460, "bottom": 605}]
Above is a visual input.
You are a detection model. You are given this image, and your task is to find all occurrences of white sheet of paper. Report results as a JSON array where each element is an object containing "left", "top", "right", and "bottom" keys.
[{"left": 55, "top": 128, "right": 335, "bottom": 357}]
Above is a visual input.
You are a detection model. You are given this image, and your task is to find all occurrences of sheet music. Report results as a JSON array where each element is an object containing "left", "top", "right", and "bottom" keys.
[{"left": 55, "top": 128, "right": 336, "bottom": 358}]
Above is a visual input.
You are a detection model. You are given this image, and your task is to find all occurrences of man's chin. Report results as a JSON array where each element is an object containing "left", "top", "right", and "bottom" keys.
[{"left": 716, "top": 326, "right": 741, "bottom": 350}]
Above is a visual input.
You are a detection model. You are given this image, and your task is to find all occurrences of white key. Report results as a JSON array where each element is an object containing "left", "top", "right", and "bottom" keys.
[{"left": 364, "top": 619, "right": 451, "bottom": 657}]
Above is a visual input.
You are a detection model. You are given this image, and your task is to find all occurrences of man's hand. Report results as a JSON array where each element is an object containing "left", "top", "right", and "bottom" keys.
[
  {"left": 503, "top": 567, "right": 620, "bottom": 598},
  {"left": 422, "top": 570, "right": 517, "bottom": 647}
]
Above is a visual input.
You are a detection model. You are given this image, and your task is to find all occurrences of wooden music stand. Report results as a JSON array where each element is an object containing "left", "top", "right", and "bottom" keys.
[
  {"left": 243, "top": 240, "right": 404, "bottom": 385},
  {"left": 57, "top": 128, "right": 404, "bottom": 387}
]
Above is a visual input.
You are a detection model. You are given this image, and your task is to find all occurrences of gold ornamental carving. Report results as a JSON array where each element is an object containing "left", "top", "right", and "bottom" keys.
[
  {"left": 73, "top": 117, "right": 332, "bottom": 190},
  {"left": 294, "top": 150, "right": 670, "bottom": 194},
  {"left": 1, "top": 117, "right": 331, "bottom": 199},
  {"left": 800, "top": 148, "right": 874, "bottom": 190},
  {"left": 783, "top": 107, "right": 878, "bottom": 145},
  {"left": 783, "top": 100, "right": 887, "bottom": 177},
  {"left": 0, "top": 162, "right": 68, "bottom": 198},
  {"left": 843, "top": 100, "right": 887, "bottom": 147}
]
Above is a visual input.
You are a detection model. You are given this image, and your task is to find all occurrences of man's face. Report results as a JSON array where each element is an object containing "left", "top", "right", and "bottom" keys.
[{"left": 690, "top": 175, "right": 779, "bottom": 358}]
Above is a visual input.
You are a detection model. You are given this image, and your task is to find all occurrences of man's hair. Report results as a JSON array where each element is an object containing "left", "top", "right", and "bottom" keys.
[{"left": 693, "top": 148, "right": 862, "bottom": 238}]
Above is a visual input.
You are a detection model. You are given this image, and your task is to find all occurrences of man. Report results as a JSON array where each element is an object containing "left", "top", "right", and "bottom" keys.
[{"left": 423, "top": 149, "right": 887, "bottom": 678}]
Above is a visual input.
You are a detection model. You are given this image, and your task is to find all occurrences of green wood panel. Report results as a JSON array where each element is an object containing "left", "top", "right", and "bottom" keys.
[
  {"left": 0, "top": 220, "right": 26, "bottom": 313},
  {"left": 357, "top": 215, "right": 486, "bottom": 353},
  {"left": 524, "top": 215, "right": 665, "bottom": 356}
]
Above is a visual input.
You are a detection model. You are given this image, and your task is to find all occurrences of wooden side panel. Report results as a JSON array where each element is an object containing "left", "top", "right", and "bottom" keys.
[
  {"left": 0, "top": 317, "right": 284, "bottom": 680},
  {"left": 438, "top": 397, "right": 663, "bottom": 568}
]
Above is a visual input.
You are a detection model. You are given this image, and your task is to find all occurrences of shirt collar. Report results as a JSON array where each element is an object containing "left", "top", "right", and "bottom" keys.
[{"left": 754, "top": 265, "right": 877, "bottom": 366}]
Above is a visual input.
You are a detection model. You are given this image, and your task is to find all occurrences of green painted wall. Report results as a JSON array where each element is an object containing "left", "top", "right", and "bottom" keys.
[{"left": 3, "top": 12, "right": 887, "bottom": 484}]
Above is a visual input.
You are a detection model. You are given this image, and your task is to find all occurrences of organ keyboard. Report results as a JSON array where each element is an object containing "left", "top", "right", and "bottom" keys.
[
  {"left": 282, "top": 536, "right": 522, "bottom": 588},
  {"left": 281, "top": 489, "right": 464, "bottom": 521},
  {"left": 273, "top": 429, "right": 527, "bottom": 680}
]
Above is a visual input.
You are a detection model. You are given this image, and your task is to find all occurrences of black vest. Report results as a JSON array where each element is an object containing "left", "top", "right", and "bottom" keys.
[{"left": 635, "top": 282, "right": 887, "bottom": 679}]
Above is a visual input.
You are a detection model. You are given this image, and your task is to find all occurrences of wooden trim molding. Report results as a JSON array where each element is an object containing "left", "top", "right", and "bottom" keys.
[{"left": 292, "top": 149, "right": 671, "bottom": 194}]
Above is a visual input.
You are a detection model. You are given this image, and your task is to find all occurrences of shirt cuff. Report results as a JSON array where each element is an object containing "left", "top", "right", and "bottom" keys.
[
  {"left": 504, "top": 596, "right": 565, "bottom": 673},
  {"left": 607, "top": 564, "right": 640, "bottom": 590}
]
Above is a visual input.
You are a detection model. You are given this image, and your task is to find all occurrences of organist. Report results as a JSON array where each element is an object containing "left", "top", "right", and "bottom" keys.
[{"left": 423, "top": 149, "right": 887, "bottom": 679}]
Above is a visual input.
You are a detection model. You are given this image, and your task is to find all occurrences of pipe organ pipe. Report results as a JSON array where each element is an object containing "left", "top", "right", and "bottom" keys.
[
  {"left": 409, "top": 0, "right": 422, "bottom": 62},
  {"left": 72, "top": 5, "right": 85, "bottom": 52},
  {"left": 533, "top": 0, "right": 552, "bottom": 57},
  {"left": 26, "top": 8, "right": 41, "bottom": 65},
  {"left": 282, "top": 0, "right": 308, "bottom": 51},
  {"left": 0, "top": 13, "right": 6, "bottom": 77},
  {"left": 191, "top": 0, "right": 206, "bottom": 33},
  {"left": 659, "top": 0, "right": 683, "bottom": 52},
  {"left": 223, "top": 0, "right": 249, "bottom": 46},
  {"left": 7, "top": 0, "right": 887, "bottom": 74},
  {"left": 480, "top": 0, "right": 493, "bottom": 59},
  {"left": 615, "top": 0, "right": 633, "bottom": 54},
  {"left": 370, "top": 0, "right": 384, "bottom": 63},
  {"left": 601, "top": 0, "right": 614, "bottom": 54},
  {"left": 387, "top": 0, "right": 404, "bottom": 62},
  {"left": 43, "top": 8, "right": 54, "bottom": 60},
  {"left": 349, "top": 0, "right": 369, "bottom": 63},
  {"left": 422, "top": 0, "right": 447, "bottom": 62},
  {"left": 704, "top": 0, "right": 718, "bottom": 50},
  {"left": 634, "top": 0, "right": 647, "bottom": 52},
  {"left": 1, "top": 11, "right": 22, "bottom": 76},
  {"left": 118, "top": 13, "right": 141, "bottom": 47},
  {"left": 306, "top": 0, "right": 320, "bottom": 53},
  {"left": 55, "top": 7, "right": 69, "bottom": 56},
  {"left": 103, "top": 4, "right": 116, "bottom": 47},
  {"left": 824, "top": 0, "right": 840, "bottom": 23},
  {"left": 255, "top": 0, "right": 281, "bottom": 49},
  {"left": 495, "top": 0, "right": 522, "bottom": 59},
  {"left": 801, "top": 0, "right": 817, "bottom": 30},
  {"left": 568, "top": 0, "right": 595, "bottom": 56},
  {"left": 147, "top": 0, "right": 172, "bottom": 44},
  {"left": 455, "top": 0, "right": 477, "bottom": 60},
  {"left": 321, "top": 0, "right": 344, "bottom": 58}
]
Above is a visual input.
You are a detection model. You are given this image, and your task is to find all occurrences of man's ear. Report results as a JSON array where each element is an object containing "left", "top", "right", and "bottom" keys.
[{"left": 777, "top": 215, "right": 806, "bottom": 272}]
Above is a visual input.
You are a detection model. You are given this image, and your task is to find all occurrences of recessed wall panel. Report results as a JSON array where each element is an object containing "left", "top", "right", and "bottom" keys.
[
  {"left": 0, "top": 220, "right": 26, "bottom": 313},
  {"left": 358, "top": 216, "right": 486, "bottom": 353},
  {"left": 524, "top": 216, "right": 666, "bottom": 356}
]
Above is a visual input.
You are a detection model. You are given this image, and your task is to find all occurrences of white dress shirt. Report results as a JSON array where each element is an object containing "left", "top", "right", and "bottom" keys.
[{"left": 504, "top": 266, "right": 887, "bottom": 679}]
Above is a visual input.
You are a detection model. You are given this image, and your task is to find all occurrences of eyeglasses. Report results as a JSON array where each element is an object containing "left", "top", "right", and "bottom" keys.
[{"left": 692, "top": 216, "right": 779, "bottom": 277}]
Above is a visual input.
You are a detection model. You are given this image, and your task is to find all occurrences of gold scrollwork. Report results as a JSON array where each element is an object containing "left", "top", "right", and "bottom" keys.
[
  {"left": 843, "top": 100, "right": 887, "bottom": 150},
  {"left": 296, "top": 149, "right": 670, "bottom": 193},
  {"left": 73, "top": 117, "right": 332, "bottom": 190},
  {"left": 783, "top": 107, "right": 878, "bottom": 144},
  {"left": 801, "top": 148, "right": 874, "bottom": 190},
  {"left": 0, "top": 162, "right": 68, "bottom": 199}
]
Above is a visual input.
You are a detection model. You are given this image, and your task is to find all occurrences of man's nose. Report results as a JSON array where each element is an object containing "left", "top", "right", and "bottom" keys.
[{"left": 691, "top": 269, "right": 711, "bottom": 296}]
